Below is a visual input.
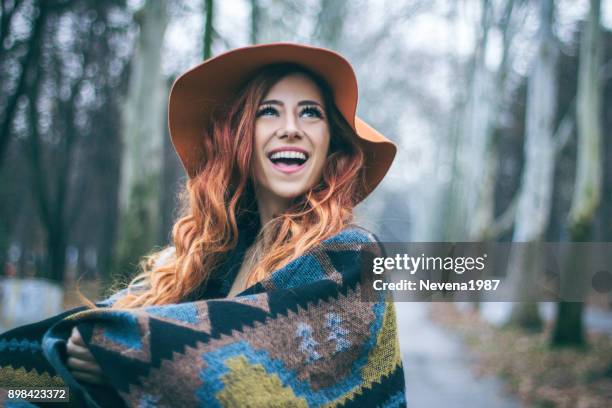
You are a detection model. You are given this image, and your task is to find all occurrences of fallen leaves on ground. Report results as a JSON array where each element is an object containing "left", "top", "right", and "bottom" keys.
[{"left": 429, "top": 303, "right": 612, "bottom": 408}]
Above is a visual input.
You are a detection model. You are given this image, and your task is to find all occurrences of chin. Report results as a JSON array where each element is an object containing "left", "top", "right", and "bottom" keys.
[{"left": 270, "top": 185, "right": 309, "bottom": 200}]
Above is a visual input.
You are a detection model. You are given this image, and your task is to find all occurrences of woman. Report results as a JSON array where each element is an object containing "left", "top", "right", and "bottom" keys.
[{"left": 0, "top": 43, "right": 405, "bottom": 407}]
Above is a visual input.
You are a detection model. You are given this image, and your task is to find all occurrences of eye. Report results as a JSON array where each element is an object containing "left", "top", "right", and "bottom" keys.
[
  {"left": 300, "top": 106, "right": 324, "bottom": 119},
  {"left": 256, "top": 105, "right": 278, "bottom": 118}
]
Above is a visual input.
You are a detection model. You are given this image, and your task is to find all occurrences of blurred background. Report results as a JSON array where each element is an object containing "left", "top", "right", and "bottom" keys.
[{"left": 0, "top": 0, "right": 611, "bottom": 406}]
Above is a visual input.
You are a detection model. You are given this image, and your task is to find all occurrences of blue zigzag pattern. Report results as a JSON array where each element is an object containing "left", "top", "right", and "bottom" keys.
[
  {"left": 145, "top": 303, "right": 199, "bottom": 325},
  {"left": 0, "top": 338, "right": 41, "bottom": 353},
  {"left": 102, "top": 312, "right": 143, "bottom": 350}
]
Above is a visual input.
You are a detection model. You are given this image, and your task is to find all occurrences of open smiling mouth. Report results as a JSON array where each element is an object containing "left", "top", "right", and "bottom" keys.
[{"left": 267, "top": 150, "right": 310, "bottom": 174}]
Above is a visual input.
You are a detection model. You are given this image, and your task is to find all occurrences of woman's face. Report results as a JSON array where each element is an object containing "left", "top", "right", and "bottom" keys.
[{"left": 252, "top": 72, "right": 330, "bottom": 205}]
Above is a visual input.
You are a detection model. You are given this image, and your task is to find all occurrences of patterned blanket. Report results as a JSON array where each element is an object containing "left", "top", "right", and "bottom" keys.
[{"left": 0, "top": 228, "right": 406, "bottom": 407}]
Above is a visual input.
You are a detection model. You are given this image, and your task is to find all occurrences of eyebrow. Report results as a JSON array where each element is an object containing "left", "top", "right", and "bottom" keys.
[{"left": 259, "top": 99, "right": 323, "bottom": 107}]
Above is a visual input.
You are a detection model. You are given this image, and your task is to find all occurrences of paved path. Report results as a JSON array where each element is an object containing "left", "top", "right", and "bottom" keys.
[{"left": 395, "top": 302, "right": 520, "bottom": 407}]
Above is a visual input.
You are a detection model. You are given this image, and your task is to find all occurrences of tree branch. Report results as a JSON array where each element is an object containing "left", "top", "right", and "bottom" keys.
[
  {"left": 203, "top": 0, "right": 213, "bottom": 59},
  {"left": 211, "top": 26, "right": 231, "bottom": 50},
  {"left": 63, "top": 13, "right": 100, "bottom": 229},
  {"left": 599, "top": 57, "right": 612, "bottom": 81},
  {"left": 352, "top": 1, "right": 430, "bottom": 60},
  {"left": 554, "top": 97, "right": 575, "bottom": 158},
  {"left": 484, "top": 192, "right": 518, "bottom": 239},
  {"left": 0, "top": 1, "right": 49, "bottom": 169},
  {"left": 24, "top": 57, "right": 51, "bottom": 231},
  {"left": 0, "top": 0, "right": 25, "bottom": 60}
]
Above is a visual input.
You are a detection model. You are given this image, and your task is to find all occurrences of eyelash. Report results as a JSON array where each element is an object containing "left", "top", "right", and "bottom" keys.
[
  {"left": 255, "top": 105, "right": 324, "bottom": 119},
  {"left": 301, "top": 106, "right": 324, "bottom": 118},
  {"left": 255, "top": 105, "right": 277, "bottom": 117}
]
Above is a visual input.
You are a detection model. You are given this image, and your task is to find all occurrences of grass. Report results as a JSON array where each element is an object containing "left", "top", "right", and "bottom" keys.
[{"left": 430, "top": 303, "right": 612, "bottom": 408}]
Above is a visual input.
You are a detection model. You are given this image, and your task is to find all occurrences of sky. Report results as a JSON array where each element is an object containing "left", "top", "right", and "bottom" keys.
[{"left": 155, "top": 0, "right": 612, "bottom": 78}]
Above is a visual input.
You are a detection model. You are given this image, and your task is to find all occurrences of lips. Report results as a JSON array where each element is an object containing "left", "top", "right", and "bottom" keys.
[{"left": 266, "top": 147, "right": 310, "bottom": 174}]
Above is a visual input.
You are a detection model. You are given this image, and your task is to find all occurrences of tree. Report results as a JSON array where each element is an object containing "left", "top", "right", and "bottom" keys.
[
  {"left": 1, "top": 1, "right": 132, "bottom": 282},
  {"left": 446, "top": 0, "right": 521, "bottom": 242},
  {"left": 0, "top": 0, "right": 50, "bottom": 170},
  {"left": 203, "top": 0, "right": 214, "bottom": 59},
  {"left": 551, "top": 0, "right": 603, "bottom": 348},
  {"left": 115, "top": 0, "right": 169, "bottom": 279},
  {"left": 250, "top": 0, "right": 260, "bottom": 44},
  {"left": 313, "top": 0, "right": 347, "bottom": 48},
  {"left": 507, "top": 0, "right": 559, "bottom": 330}
]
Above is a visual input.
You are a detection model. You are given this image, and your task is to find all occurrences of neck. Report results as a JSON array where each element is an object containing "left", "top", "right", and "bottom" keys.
[{"left": 254, "top": 187, "right": 292, "bottom": 227}]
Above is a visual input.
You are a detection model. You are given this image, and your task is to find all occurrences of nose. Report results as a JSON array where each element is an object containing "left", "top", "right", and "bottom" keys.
[{"left": 278, "top": 111, "right": 302, "bottom": 139}]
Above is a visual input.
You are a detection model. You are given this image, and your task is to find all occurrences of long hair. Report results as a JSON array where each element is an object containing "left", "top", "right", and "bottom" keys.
[{"left": 111, "top": 64, "right": 366, "bottom": 308}]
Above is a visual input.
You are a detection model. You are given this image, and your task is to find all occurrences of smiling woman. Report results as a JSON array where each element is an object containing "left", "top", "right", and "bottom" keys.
[
  {"left": 0, "top": 43, "right": 406, "bottom": 408},
  {"left": 252, "top": 71, "right": 333, "bottom": 227}
]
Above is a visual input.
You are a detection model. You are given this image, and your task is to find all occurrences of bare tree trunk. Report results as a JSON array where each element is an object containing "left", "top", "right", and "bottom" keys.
[
  {"left": 448, "top": 0, "right": 517, "bottom": 241},
  {"left": 439, "top": 1, "right": 465, "bottom": 242},
  {"left": 23, "top": 5, "right": 99, "bottom": 282},
  {"left": 250, "top": 0, "right": 260, "bottom": 44},
  {"left": 25, "top": 59, "right": 53, "bottom": 278},
  {"left": 0, "top": 0, "right": 28, "bottom": 269},
  {"left": 455, "top": 0, "right": 495, "bottom": 240},
  {"left": 116, "top": 0, "right": 169, "bottom": 278},
  {"left": 24, "top": 51, "right": 71, "bottom": 283},
  {"left": 314, "top": 0, "right": 347, "bottom": 47},
  {"left": 568, "top": 0, "right": 603, "bottom": 235},
  {"left": 0, "top": 0, "right": 24, "bottom": 65},
  {"left": 203, "top": 0, "right": 214, "bottom": 59},
  {"left": 507, "top": 0, "right": 559, "bottom": 330},
  {"left": 0, "top": 1, "right": 50, "bottom": 169},
  {"left": 552, "top": 0, "right": 603, "bottom": 348}
]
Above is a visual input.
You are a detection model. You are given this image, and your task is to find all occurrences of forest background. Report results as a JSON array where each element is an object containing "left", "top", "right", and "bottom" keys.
[{"left": 1, "top": 0, "right": 611, "bottom": 405}]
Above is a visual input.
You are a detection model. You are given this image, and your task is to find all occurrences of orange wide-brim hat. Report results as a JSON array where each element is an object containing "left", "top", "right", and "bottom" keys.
[{"left": 168, "top": 42, "right": 396, "bottom": 201}]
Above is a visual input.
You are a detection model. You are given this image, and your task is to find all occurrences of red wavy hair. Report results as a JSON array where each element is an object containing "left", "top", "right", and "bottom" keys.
[{"left": 111, "top": 64, "right": 366, "bottom": 308}]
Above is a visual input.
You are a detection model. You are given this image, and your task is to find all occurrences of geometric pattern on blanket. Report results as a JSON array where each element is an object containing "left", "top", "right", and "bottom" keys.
[{"left": 0, "top": 227, "right": 407, "bottom": 407}]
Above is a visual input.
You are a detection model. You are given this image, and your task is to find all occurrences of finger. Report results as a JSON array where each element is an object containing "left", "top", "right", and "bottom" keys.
[
  {"left": 66, "top": 341, "right": 96, "bottom": 362},
  {"left": 67, "top": 357, "right": 103, "bottom": 375},
  {"left": 69, "top": 326, "right": 79, "bottom": 340},
  {"left": 70, "top": 327, "right": 86, "bottom": 346},
  {"left": 71, "top": 370, "right": 106, "bottom": 386},
  {"left": 66, "top": 357, "right": 103, "bottom": 375}
]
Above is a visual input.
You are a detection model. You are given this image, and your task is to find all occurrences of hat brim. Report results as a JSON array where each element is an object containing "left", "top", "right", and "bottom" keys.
[{"left": 168, "top": 42, "right": 396, "bottom": 201}]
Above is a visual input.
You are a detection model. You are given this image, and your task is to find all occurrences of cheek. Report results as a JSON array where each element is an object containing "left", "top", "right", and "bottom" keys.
[
  {"left": 303, "top": 136, "right": 330, "bottom": 188},
  {"left": 253, "top": 124, "right": 266, "bottom": 152},
  {"left": 253, "top": 126, "right": 269, "bottom": 165},
  {"left": 314, "top": 132, "right": 331, "bottom": 169}
]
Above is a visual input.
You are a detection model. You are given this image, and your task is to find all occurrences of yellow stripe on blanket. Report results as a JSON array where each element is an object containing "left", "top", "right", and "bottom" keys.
[
  {"left": 0, "top": 365, "right": 65, "bottom": 387},
  {"left": 217, "top": 356, "right": 308, "bottom": 407},
  {"left": 326, "top": 301, "right": 403, "bottom": 407},
  {"left": 362, "top": 301, "right": 402, "bottom": 382}
]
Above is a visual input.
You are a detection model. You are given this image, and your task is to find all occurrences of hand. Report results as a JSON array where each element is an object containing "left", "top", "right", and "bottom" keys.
[{"left": 66, "top": 327, "right": 107, "bottom": 386}]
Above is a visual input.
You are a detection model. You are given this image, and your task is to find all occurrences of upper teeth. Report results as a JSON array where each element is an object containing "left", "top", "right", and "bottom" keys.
[{"left": 269, "top": 151, "right": 307, "bottom": 160}]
